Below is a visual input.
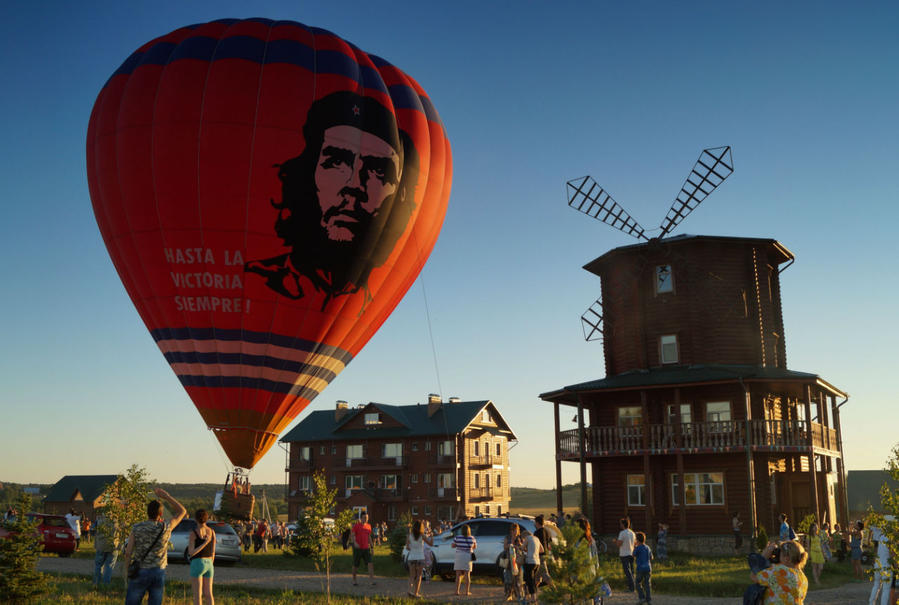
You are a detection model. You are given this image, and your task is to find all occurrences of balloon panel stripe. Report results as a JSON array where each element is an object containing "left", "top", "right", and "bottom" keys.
[
  {"left": 170, "top": 364, "right": 331, "bottom": 393},
  {"left": 163, "top": 351, "right": 338, "bottom": 382},
  {"left": 177, "top": 375, "right": 322, "bottom": 398},
  {"left": 149, "top": 327, "right": 354, "bottom": 364}
]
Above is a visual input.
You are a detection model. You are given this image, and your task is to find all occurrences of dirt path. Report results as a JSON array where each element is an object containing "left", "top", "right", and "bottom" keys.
[{"left": 37, "top": 557, "right": 873, "bottom": 603}]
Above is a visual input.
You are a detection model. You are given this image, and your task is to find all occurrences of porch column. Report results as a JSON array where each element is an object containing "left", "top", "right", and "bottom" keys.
[
  {"left": 554, "top": 401, "right": 563, "bottom": 515},
  {"left": 832, "top": 395, "right": 850, "bottom": 527},
  {"left": 577, "top": 395, "right": 588, "bottom": 516},
  {"left": 805, "top": 385, "right": 820, "bottom": 522},
  {"left": 676, "top": 452, "right": 687, "bottom": 533},
  {"left": 743, "top": 382, "right": 758, "bottom": 545},
  {"left": 640, "top": 390, "right": 653, "bottom": 531}
]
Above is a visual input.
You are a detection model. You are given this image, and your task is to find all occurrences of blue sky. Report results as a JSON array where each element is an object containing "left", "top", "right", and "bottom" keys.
[{"left": 1, "top": 1, "right": 897, "bottom": 488}]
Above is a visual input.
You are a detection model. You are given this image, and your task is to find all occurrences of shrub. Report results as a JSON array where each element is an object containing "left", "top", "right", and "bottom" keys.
[
  {"left": 796, "top": 514, "right": 817, "bottom": 535},
  {"left": 388, "top": 512, "right": 412, "bottom": 562},
  {"left": 756, "top": 525, "right": 768, "bottom": 551},
  {"left": 0, "top": 494, "right": 47, "bottom": 602}
]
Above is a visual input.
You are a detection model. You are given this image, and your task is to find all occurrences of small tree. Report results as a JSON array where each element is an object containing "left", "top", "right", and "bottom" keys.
[
  {"left": 795, "top": 513, "right": 817, "bottom": 535},
  {"left": 97, "top": 465, "right": 153, "bottom": 561},
  {"left": 867, "top": 443, "right": 899, "bottom": 582},
  {"left": 541, "top": 523, "right": 606, "bottom": 604},
  {"left": 293, "top": 471, "right": 353, "bottom": 602},
  {"left": 756, "top": 525, "right": 769, "bottom": 551},
  {"left": 0, "top": 494, "right": 47, "bottom": 602},
  {"left": 388, "top": 511, "right": 413, "bottom": 562}
]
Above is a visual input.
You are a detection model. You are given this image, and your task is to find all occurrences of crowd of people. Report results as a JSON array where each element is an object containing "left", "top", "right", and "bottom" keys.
[{"left": 231, "top": 518, "right": 291, "bottom": 553}]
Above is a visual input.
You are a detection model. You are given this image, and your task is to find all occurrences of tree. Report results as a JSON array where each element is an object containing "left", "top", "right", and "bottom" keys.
[
  {"left": 388, "top": 511, "right": 413, "bottom": 562},
  {"left": 867, "top": 443, "right": 899, "bottom": 583},
  {"left": 541, "top": 523, "right": 606, "bottom": 604},
  {"left": 96, "top": 465, "right": 154, "bottom": 561},
  {"left": 291, "top": 471, "right": 353, "bottom": 603},
  {"left": 0, "top": 494, "right": 47, "bottom": 602}
]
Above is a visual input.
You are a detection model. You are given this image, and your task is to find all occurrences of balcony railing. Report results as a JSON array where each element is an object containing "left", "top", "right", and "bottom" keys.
[
  {"left": 345, "top": 456, "right": 406, "bottom": 468},
  {"left": 559, "top": 419, "right": 839, "bottom": 458},
  {"left": 429, "top": 486, "right": 459, "bottom": 500}
]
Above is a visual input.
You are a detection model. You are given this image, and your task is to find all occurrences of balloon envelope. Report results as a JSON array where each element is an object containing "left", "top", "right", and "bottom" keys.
[{"left": 87, "top": 18, "right": 452, "bottom": 469}]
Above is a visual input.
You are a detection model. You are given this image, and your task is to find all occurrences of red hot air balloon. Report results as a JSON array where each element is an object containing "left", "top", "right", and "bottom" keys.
[{"left": 86, "top": 18, "right": 452, "bottom": 470}]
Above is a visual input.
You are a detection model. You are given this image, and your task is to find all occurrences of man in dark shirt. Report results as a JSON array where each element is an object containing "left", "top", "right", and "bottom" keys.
[{"left": 533, "top": 515, "right": 554, "bottom": 588}]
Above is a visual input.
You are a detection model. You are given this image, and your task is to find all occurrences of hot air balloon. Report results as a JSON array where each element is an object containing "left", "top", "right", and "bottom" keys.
[{"left": 86, "top": 19, "right": 452, "bottom": 473}]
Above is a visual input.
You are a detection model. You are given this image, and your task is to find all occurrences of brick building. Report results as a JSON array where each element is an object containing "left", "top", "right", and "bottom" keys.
[
  {"left": 280, "top": 396, "right": 517, "bottom": 524},
  {"left": 541, "top": 235, "right": 848, "bottom": 552}
]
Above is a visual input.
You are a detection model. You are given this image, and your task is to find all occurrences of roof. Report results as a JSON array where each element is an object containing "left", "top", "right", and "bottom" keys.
[
  {"left": 44, "top": 475, "right": 119, "bottom": 504},
  {"left": 583, "top": 234, "right": 794, "bottom": 276},
  {"left": 540, "top": 364, "right": 847, "bottom": 404},
  {"left": 280, "top": 400, "right": 517, "bottom": 443}
]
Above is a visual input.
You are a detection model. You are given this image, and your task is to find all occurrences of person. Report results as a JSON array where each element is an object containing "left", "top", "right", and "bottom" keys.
[
  {"left": 245, "top": 91, "right": 420, "bottom": 310},
  {"left": 372, "top": 521, "right": 380, "bottom": 546},
  {"left": 778, "top": 513, "right": 793, "bottom": 542},
  {"left": 93, "top": 510, "right": 118, "bottom": 587},
  {"left": 820, "top": 522, "right": 833, "bottom": 561},
  {"left": 253, "top": 518, "right": 267, "bottom": 553},
  {"left": 124, "top": 487, "right": 187, "bottom": 605},
  {"left": 868, "top": 523, "right": 892, "bottom": 605},
  {"left": 634, "top": 531, "right": 653, "bottom": 605},
  {"left": 187, "top": 509, "right": 216, "bottom": 605},
  {"left": 656, "top": 522, "right": 668, "bottom": 563},
  {"left": 421, "top": 521, "right": 435, "bottom": 581},
  {"left": 405, "top": 519, "right": 433, "bottom": 598},
  {"left": 733, "top": 511, "right": 744, "bottom": 552},
  {"left": 806, "top": 523, "right": 824, "bottom": 585},
  {"left": 522, "top": 528, "right": 544, "bottom": 603},
  {"left": 65, "top": 508, "right": 82, "bottom": 550},
  {"left": 850, "top": 520, "right": 865, "bottom": 579},
  {"left": 577, "top": 518, "right": 609, "bottom": 605},
  {"left": 452, "top": 523, "right": 477, "bottom": 596},
  {"left": 352, "top": 511, "right": 375, "bottom": 586},
  {"left": 502, "top": 523, "right": 524, "bottom": 601},
  {"left": 82, "top": 516, "right": 92, "bottom": 541},
  {"left": 615, "top": 517, "right": 636, "bottom": 593},
  {"left": 533, "top": 515, "right": 554, "bottom": 588},
  {"left": 751, "top": 540, "right": 809, "bottom": 604},
  {"left": 833, "top": 523, "right": 847, "bottom": 562}
]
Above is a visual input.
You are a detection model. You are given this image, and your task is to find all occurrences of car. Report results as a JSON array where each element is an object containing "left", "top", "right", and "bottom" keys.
[
  {"left": 0, "top": 513, "right": 77, "bottom": 556},
  {"left": 166, "top": 519, "right": 242, "bottom": 564},
  {"left": 417, "top": 516, "right": 541, "bottom": 580}
]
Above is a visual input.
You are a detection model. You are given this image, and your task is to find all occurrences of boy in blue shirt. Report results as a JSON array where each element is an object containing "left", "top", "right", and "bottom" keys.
[{"left": 633, "top": 531, "right": 653, "bottom": 605}]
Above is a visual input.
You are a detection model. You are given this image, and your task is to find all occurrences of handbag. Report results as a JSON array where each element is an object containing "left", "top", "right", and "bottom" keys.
[
  {"left": 470, "top": 550, "right": 477, "bottom": 562},
  {"left": 128, "top": 523, "right": 165, "bottom": 579}
]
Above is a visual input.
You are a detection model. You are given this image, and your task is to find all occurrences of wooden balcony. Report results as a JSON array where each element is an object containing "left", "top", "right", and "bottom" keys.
[
  {"left": 558, "top": 419, "right": 839, "bottom": 459},
  {"left": 469, "top": 487, "right": 495, "bottom": 501},
  {"left": 469, "top": 453, "right": 500, "bottom": 468},
  {"left": 344, "top": 456, "right": 407, "bottom": 470}
]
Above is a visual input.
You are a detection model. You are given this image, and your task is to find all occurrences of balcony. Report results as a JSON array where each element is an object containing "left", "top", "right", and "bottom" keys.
[
  {"left": 469, "top": 487, "right": 495, "bottom": 501},
  {"left": 428, "top": 487, "right": 460, "bottom": 500},
  {"left": 432, "top": 454, "right": 456, "bottom": 467},
  {"left": 286, "top": 458, "right": 314, "bottom": 472},
  {"left": 469, "top": 453, "right": 500, "bottom": 468},
  {"left": 344, "top": 456, "right": 407, "bottom": 469},
  {"left": 558, "top": 419, "right": 839, "bottom": 459}
]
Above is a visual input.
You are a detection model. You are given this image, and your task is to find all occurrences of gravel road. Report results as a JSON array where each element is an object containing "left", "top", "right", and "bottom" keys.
[{"left": 37, "top": 556, "right": 874, "bottom": 603}]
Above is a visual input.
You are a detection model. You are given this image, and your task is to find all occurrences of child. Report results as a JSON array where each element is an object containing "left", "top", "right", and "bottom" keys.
[{"left": 634, "top": 531, "right": 653, "bottom": 605}]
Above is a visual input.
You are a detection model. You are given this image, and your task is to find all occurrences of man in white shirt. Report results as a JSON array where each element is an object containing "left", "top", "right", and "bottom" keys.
[
  {"left": 614, "top": 517, "right": 636, "bottom": 592},
  {"left": 65, "top": 508, "right": 82, "bottom": 550}
]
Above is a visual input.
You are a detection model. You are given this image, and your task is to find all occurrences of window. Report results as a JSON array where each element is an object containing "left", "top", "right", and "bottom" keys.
[
  {"left": 364, "top": 412, "right": 381, "bottom": 425},
  {"left": 627, "top": 474, "right": 645, "bottom": 506},
  {"left": 298, "top": 446, "right": 311, "bottom": 461},
  {"left": 411, "top": 473, "right": 418, "bottom": 484},
  {"left": 383, "top": 443, "right": 403, "bottom": 458},
  {"left": 485, "top": 474, "right": 490, "bottom": 487},
  {"left": 345, "top": 475, "right": 363, "bottom": 490},
  {"left": 347, "top": 445, "right": 363, "bottom": 459},
  {"left": 387, "top": 505, "right": 397, "bottom": 521},
  {"left": 298, "top": 475, "right": 311, "bottom": 491},
  {"left": 330, "top": 475, "right": 336, "bottom": 485},
  {"left": 473, "top": 441, "right": 479, "bottom": 456},
  {"left": 497, "top": 505, "right": 502, "bottom": 516},
  {"left": 496, "top": 474, "right": 502, "bottom": 487},
  {"left": 481, "top": 410, "right": 490, "bottom": 422},
  {"left": 412, "top": 442, "right": 419, "bottom": 452},
  {"left": 411, "top": 506, "right": 418, "bottom": 516},
  {"left": 438, "top": 505, "right": 455, "bottom": 521},
  {"left": 474, "top": 506, "right": 480, "bottom": 516},
  {"left": 660, "top": 334, "right": 678, "bottom": 364},
  {"left": 352, "top": 505, "right": 368, "bottom": 517},
  {"left": 706, "top": 401, "right": 731, "bottom": 422},
  {"left": 424, "top": 505, "right": 432, "bottom": 517},
  {"left": 424, "top": 473, "right": 432, "bottom": 483},
  {"left": 655, "top": 264, "right": 674, "bottom": 294},
  {"left": 380, "top": 474, "right": 399, "bottom": 490},
  {"left": 618, "top": 406, "right": 642, "bottom": 427},
  {"left": 474, "top": 474, "right": 480, "bottom": 489},
  {"left": 485, "top": 505, "right": 491, "bottom": 515},
  {"left": 425, "top": 441, "right": 432, "bottom": 451},
  {"left": 438, "top": 440, "right": 454, "bottom": 456},
  {"left": 671, "top": 472, "right": 724, "bottom": 506},
  {"left": 319, "top": 446, "right": 325, "bottom": 455},
  {"left": 667, "top": 404, "right": 692, "bottom": 425},
  {"left": 495, "top": 442, "right": 501, "bottom": 456},
  {"left": 437, "top": 473, "right": 454, "bottom": 488},
  {"left": 331, "top": 445, "right": 337, "bottom": 455}
]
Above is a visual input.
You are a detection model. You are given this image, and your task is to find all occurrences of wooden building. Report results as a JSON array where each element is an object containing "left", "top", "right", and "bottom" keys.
[
  {"left": 43, "top": 475, "right": 119, "bottom": 521},
  {"left": 280, "top": 396, "right": 517, "bottom": 524},
  {"left": 540, "top": 235, "right": 849, "bottom": 550}
]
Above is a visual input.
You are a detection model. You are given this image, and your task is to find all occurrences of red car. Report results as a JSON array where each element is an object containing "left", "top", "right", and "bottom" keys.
[{"left": 0, "top": 513, "right": 77, "bottom": 556}]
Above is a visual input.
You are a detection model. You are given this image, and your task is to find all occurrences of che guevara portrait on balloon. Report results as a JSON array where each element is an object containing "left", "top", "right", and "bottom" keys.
[{"left": 245, "top": 91, "right": 419, "bottom": 311}]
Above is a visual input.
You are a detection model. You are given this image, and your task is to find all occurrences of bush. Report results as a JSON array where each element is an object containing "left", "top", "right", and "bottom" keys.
[
  {"left": 0, "top": 494, "right": 47, "bottom": 602},
  {"left": 388, "top": 512, "right": 412, "bottom": 562},
  {"left": 795, "top": 514, "right": 817, "bottom": 535},
  {"left": 756, "top": 525, "right": 768, "bottom": 551}
]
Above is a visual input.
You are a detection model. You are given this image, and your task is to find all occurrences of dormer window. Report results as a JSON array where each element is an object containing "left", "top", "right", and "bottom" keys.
[
  {"left": 660, "top": 334, "right": 679, "bottom": 364},
  {"left": 655, "top": 264, "right": 674, "bottom": 294},
  {"left": 364, "top": 412, "right": 381, "bottom": 425}
]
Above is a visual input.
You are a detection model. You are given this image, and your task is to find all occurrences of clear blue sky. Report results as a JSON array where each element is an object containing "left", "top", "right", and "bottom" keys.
[{"left": 2, "top": 1, "right": 897, "bottom": 488}]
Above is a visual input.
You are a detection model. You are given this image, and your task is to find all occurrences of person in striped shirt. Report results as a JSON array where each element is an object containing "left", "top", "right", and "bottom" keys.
[{"left": 452, "top": 525, "right": 477, "bottom": 596}]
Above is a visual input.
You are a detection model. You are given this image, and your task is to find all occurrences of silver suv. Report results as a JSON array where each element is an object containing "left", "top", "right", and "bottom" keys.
[{"left": 430, "top": 516, "right": 537, "bottom": 579}]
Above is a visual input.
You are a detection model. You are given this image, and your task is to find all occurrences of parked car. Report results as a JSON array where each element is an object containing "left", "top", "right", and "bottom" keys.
[
  {"left": 166, "top": 519, "right": 242, "bottom": 564},
  {"left": 0, "top": 513, "right": 76, "bottom": 556},
  {"left": 408, "top": 516, "right": 540, "bottom": 580}
]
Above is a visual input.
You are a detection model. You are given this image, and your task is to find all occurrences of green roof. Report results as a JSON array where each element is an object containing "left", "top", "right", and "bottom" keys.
[
  {"left": 281, "top": 400, "right": 516, "bottom": 443},
  {"left": 44, "top": 475, "right": 119, "bottom": 504},
  {"left": 540, "top": 364, "right": 846, "bottom": 403}
]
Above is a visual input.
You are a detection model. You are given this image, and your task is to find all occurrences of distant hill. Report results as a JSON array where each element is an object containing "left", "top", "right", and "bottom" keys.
[
  {"left": 847, "top": 470, "right": 897, "bottom": 512},
  {"left": 510, "top": 484, "right": 588, "bottom": 515}
]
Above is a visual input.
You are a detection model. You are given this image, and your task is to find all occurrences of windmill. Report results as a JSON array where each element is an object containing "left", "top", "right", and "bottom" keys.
[{"left": 567, "top": 146, "right": 734, "bottom": 342}]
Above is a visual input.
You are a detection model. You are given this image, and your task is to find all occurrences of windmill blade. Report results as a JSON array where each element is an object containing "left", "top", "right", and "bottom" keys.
[
  {"left": 567, "top": 176, "right": 648, "bottom": 240},
  {"left": 580, "top": 298, "right": 605, "bottom": 341},
  {"left": 658, "top": 146, "right": 734, "bottom": 237}
]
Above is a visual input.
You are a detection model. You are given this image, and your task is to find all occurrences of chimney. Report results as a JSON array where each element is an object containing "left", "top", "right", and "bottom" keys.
[
  {"left": 335, "top": 400, "right": 348, "bottom": 422},
  {"left": 427, "top": 393, "right": 442, "bottom": 417},
  {"left": 448, "top": 396, "right": 461, "bottom": 403}
]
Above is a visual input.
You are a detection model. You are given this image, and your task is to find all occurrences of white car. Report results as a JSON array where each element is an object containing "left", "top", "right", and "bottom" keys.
[{"left": 166, "top": 520, "right": 242, "bottom": 564}]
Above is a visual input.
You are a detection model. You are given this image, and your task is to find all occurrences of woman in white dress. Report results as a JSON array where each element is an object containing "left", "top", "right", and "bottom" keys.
[
  {"left": 406, "top": 519, "right": 433, "bottom": 598},
  {"left": 452, "top": 524, "right": 477, "bottom": 596}
]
